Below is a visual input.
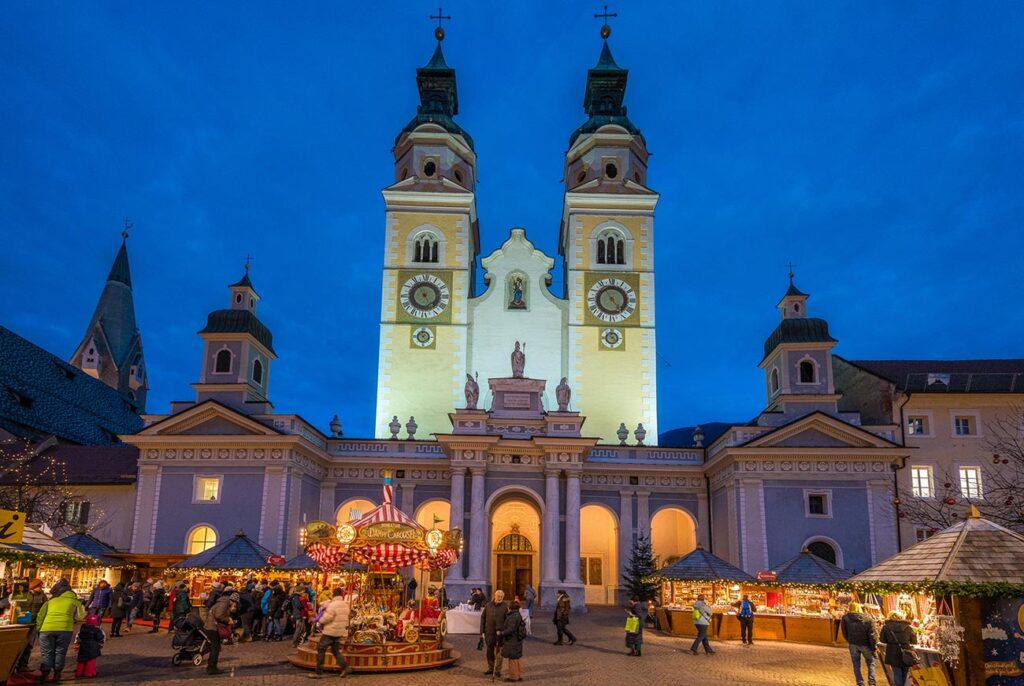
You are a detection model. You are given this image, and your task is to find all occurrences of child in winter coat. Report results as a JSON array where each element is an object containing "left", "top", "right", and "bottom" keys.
[{"left": 74, "top": 614, "right": 106, "bottom": 678}]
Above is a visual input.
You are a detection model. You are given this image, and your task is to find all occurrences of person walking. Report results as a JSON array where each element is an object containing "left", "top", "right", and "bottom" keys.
[
  {"left": 73, "top": 614, "right": 105, "bottom": 678},
  {"left": 840, "top": 602, "right": 878, "bottom": 686},
  {"left": 310, "top": 588, "right": 352, "bottom": 678},
  {"left": 880, "top": 611, "right": 916, "bottom": 686},
  {"left": 500, "top": 599, "right": 527, "bottom": 682},
  {"left": 264, "top": 580, "right": 286, "bottom": 641},
  {"left": 290, "top": 584, "right": 312, "bottom": 646},
  {"left": 126, "top": 583, "right": 144, "bottom": 632},
  {"left": 552, "top": 590, "right": 576, "bottom": 646},
  {"left": 147, "top": 581, "right": 166, "bottom": 633},
  {"left": 170, "top": 582, "right": 191, "bottom": 630},
  {"left": 736, "top": 594, "right": 756, "bottom": 645},
  {"left": 625, "top": 598, "right": 647, "bottom": 657},
  {"left": 108, "top": 583, "right": 127, "bottom": 638},
  {"left": 202, "top": 592, "right": 235, "bottom": 675},
  {"left": 35, "top": 579, "right": 85, "bottom": 683},
  {"left": 85, "top": 581, "right": 112, "bottom": 619},
  {"left": 237, "top": 586, "right": 256, "bottom": 642},
  {"left": 481, "top": 590, "right": 510, "bottom": 677},
  {"left": 522, "top": 584, "right": 536, "bottom": 612},
  {"left": 15, "top": 578, "right": 47, "bottom": 673},
  {"left": 688, "top": 594, "right": 715, "bottom": 655}
]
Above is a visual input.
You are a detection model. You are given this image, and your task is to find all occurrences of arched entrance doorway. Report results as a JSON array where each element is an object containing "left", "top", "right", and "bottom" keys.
[
  {"left": 414, "top": 500, "right": 452, "bottom": 594},
  {"left": 580, "top": 504, "right": 617, "bottom": 605},
  {"left": 490, "top": 497, "right": 541, "bottom": 600},
  {"left": 650, "top": 507, "right": 697, "bottom": 569},
  {"left": 336, "top": 498, "right": 375, "bottom": 527}
]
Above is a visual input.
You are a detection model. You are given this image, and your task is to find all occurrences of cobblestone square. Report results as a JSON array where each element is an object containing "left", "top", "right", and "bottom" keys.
[{"left": 68, "top": 609, "right": 856, "bottom": 685}]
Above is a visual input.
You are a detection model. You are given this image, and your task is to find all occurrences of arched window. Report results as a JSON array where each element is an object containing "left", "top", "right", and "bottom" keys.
[
  {"left": 214, "top": 349, "right": 232, "bottom": 374},
  {"left": 252, "top": 359, "right": 263, "bottom": 385},
  {"left": 496, "top": 533, "right": 534, "bottom": 552},
  {"left": 807, "top": 540, "right": 837, "bottom": 565},
  {"left": 413, "top": 232, "right": 439, "bottom": 263},
  {"left": 799, "top": 359, "right": 817, "bottom": 384},
  {"left": 596, "top": 229, "right": 625, "bottom": 265},
  {"left": 186, "top": 525, "right": 218, "bottom": 555},
  {"left": 770, "top": 368, "right": 780, "bottom": 394}
]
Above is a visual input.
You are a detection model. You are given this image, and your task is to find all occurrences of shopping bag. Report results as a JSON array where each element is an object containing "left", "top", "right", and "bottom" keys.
[{"left": 624, "top": 616, "right": 639, "bottom": 633}]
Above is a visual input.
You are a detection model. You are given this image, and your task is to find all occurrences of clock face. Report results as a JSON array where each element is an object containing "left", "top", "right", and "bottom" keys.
[
  {"left": 400, "top": 274, "right": 450, "bottom": 319},
  {"left": 587, "top": 278, "right": 637, "bottom": 323}
]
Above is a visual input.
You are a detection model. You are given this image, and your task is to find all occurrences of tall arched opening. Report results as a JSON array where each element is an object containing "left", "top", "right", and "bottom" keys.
[
  {"left": 414, "top": 500, "right": 452, "bottom": 593},
  {"left": 580, "top": 504, "right": 618, "bottom": 605},
  {"left": 650, "top": 507, "right": 697, "bottom": 569},
  {"left": 489, "top": 496, "right": 542, "bottom": 601},
  {"left": 336, "top": 498, "right": 375, "bottom": 526}
]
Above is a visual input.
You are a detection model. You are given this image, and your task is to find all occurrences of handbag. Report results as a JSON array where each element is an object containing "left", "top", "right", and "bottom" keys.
[
  {"left": 901, "top": 646, "right": 920, "bottom": 667},
  {"left": 476, "top": 635, "right": 485, "bottom": 651},
  {"left": 217, "top": 623, "right": 233, "bottom": 640},
  {"left": 624, "top": 616, "right": 640, "bottom": 633}
]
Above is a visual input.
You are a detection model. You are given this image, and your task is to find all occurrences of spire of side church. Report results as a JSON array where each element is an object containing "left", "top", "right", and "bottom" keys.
[{"left": 70, "top": 222, "right": 148, "bottom": 410}]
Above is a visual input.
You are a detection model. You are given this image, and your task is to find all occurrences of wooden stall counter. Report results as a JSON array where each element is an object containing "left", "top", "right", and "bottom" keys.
[
  {"left": 664, "top": 609, "right": 699, "bottom": 637},
  {"left": 717, "top": 613, "right": 786, "bottom": 641},
  {"left": 0, "top": 625, "right": 30, "bottom": 683},
  {"left": 783, "top": 615, "right": 834, "bottom": 644}
]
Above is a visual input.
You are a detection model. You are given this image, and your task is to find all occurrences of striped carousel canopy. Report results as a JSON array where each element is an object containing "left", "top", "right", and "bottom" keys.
[{"left": 347, "top": 472, "right": 431, "bottom": 569}]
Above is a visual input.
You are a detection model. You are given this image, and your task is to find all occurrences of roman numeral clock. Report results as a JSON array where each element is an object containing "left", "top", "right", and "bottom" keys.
[
  {"left": 584, "top": 272, "right": 640, "bottom": 351},
  {"left": 396, "top": 270, "right": 453, "bottom": 349}
]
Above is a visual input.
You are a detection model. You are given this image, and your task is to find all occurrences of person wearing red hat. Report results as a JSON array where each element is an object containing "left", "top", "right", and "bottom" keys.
[{"left": 73, "top": 614, "right": 105, "bottom": 678}]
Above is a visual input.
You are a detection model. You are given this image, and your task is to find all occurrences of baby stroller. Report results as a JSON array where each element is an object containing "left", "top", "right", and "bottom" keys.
[{"left": 170, "top": 614, "right": 210, "bottom": 666}]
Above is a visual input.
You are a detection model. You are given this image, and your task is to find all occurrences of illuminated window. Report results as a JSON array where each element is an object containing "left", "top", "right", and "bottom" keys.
[
  {"left": 186, "top": 525, "right": 218, "bottom": 555},
  {"left": 910, "top": 466, "right": 933, "bottom": 498},
  {"left": 194, "top": 476, "right": 221, "bottom": 503},
  {"left": 959, "top": 467, "right": 982, "bottom": 499}
]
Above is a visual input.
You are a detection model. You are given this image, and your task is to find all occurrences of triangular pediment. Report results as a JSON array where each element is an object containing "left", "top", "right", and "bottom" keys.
[
  {"left": 138, "top": 400, "right": 280, "bottom": 437},
  {"left": 743, "top": 412, "right": 898, "bottom": 450}
]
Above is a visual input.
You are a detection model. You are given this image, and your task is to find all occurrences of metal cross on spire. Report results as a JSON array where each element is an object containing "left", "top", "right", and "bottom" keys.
[
  {"left": 594, "top": 4, "right": 618, "bottom": 39},
  {"left": 430, "top": 6, "right": 451, "bottom": 42},
  {"left": 244, "top": 254, "right": 252, "bottom": 272},
  {"left": 786, "top": 261, "right": 796, "bottom": 280},
  {"left": 122, "top": 217, "right": 132, "bottom": 240}
]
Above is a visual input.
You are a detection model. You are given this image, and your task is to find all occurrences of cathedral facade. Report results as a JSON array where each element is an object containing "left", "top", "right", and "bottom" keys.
[{"left": 9, "top": 29, "right": 1018, "bottom": 612}]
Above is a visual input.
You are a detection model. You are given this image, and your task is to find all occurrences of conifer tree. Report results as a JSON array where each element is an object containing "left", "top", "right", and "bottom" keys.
[{"left": 622, "top": 534, "right": 659, "bottom": 601}]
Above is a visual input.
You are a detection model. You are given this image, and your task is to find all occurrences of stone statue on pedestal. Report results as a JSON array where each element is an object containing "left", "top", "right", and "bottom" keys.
[
  {"left": 555, "top": 377, "right": 571, "bottom": 412},
  {"left": 511, "top": 341, "right": 526, "bottom": 378},
  {"left": 464, "top": 372, "right": 479, "bottom": 409}
]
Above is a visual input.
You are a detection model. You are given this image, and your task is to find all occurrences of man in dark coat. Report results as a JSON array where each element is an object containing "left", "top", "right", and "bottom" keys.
[
  {"left": 147, "top": 581, "right": 167, "bottom": 633},
  {"left": 15, "top": 578, "right": 47, "bottom": 672},
  {"left": 840, "top": 602, "right": 878, "bottom": 686},
  {"left": 552, "top": 590, "right": 576, "bottom": 646},
  {"left": 109, "top": 583, "right": 127, "bottom": 637},
  {"left": 480, "top": 590, "right": 509, "bottom": 677}
]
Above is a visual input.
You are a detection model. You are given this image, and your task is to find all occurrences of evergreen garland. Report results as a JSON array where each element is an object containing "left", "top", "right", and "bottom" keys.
[{"left": 622, "top": 534, "right": 659, "bottom": 601}]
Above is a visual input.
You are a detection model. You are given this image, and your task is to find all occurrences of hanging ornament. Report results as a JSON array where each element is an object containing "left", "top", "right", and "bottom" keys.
[
  {"left": 944, "top": 497, "right": 957, "bottom": 506},
  {"left": 933, "top": 610, "right": 965, "bottom": 667}
]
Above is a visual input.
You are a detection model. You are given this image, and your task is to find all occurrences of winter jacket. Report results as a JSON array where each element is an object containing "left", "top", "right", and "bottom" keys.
[
  {"left": 554, "top": 594, "right": 571, "bottom": 624},
  {"left": 236, "top": 591, "right": 254, "bottom": 614},
  {"left": 840, "top": 612, "right": 877, "bottom": 647},
  {"left": 21, "top": 591, "right": 47, "bottom": 623},
  {"left": 481, "top": 600, "right": 510, "bottom": 636},
  {"left": 203, "top": 595, "right": 233, "bottom": 632},
  {"left": 289, "top": 592, "right": 309, "bottom": 620},
  {"left": 148, "top": 586, "right": 167, "bottom": 615},
  {"left": 109, "top": 588, "right": 127, "bottom": 619},
  {"left": 129, "top": 588, "right": 145, "bottom": 610},
  {"left": 626, "top": 602, "right": 647, "bottom": 646},
  {"left": 880, "top": 619, "right": 916, "bottom": 667},
  {"left": 172, "top": 589, "right": 192, "bottom": 616},
  {"left": 318, "top": 596, "right": 351, "bottom": 638},
  {"left": 36, "top": 591, "right": 85, "bottom": 633},
  {"left": 75, "top": 624, "right": 105, "bottom": 662},
  {"left": 692, "top": 600, "right": 712, "bottom": 626},
  {"left": 86, "top": 586, "right": 112, "bottom": 612},
  {"left": 500, "top": 609, "right": 526, "bottom": 659}
]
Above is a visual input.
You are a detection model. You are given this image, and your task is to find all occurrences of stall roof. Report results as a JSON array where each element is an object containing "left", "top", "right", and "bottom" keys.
[
  {"left": 60, "top": 532, "right": 127, "bottom": 568},
  {"left": 653, "top": 545, "right": 755, "bottom": 582},
  {"left": 0, "top": 524, "right": 93, "bottom": 561},
  {"left": 280, "top": 554, "right": 319, "bottom": 571},
  {"left": 172, "top": 530, "right": 277, "bottom": 570},
  {"left": 850, "top": 508, "right": 1024, "bottom": 585},
  {"left": 771, "top": 548, "right": 853, "bottom": 584}
]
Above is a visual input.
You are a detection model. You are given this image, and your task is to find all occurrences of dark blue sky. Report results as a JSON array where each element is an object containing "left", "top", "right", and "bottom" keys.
[{"left": 2, "top": 2, "right": 1022, "bottom": 438}]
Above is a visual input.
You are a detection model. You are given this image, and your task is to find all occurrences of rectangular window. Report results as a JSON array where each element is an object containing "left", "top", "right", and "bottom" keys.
[
  {"left": 907, "top": 416, "right": 929, "bottom": 436},
  {"left": 62, "top": 501, "right": 90, "bottom": 526},
  {"left": 915, "top": 528, "right": 935, "bottom": 544},
  {"left": 804, "top": 491, "right": 832, "bottom": 518},
  {"left": 954, "top": 416, "right": 974, "bottom": 436},
  {"left": 959, "top": 467, "right": 983, "bottom": 499},
  {"left": 910, "top": 466, "right": 933, "bottom": 498},
  {"left": 194, "top": 476, "right": 222, "bottom": 503}
]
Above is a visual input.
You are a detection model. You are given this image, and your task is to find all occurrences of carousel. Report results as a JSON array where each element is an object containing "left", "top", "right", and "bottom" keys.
[{"left": 289, "top": 471, "right": 462, "bottom": 673}]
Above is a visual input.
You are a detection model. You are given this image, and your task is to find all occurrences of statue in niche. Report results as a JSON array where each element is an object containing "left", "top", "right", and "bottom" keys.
[
  {"left": 511, "top": 341, "right": 526, "bottom": 378},
  {"left": 555, "top": 377, "right": 572, "bottom": 412},
  {"left": 508, "top": 275, "right": 526, "bottom": 309},
  {"left": 464, "top": 372, "right": 480, "bottom": 410}
]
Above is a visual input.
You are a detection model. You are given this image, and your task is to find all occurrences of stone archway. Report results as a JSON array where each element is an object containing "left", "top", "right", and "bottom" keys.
[
  {"left": 650, "top": 507, "right": 697, "bottom": 569},
  {"left": 336, "top": 498, "right": 375, "bottom": 526},
  {"left": 580, "top": 504, "right": 618, "bottom": 605},
  {"left": 489, "top": 496, "right": 542, "bottom": 601}
]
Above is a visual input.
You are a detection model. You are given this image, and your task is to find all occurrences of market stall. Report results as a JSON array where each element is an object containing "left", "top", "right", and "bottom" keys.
[
  {"left": 169, "top": 530, "right": 282, "bottom": 602},
  {"left": 846, "top": 507, "right": 1024, "bottom": 686},
  {"left": 768, "top": 548, "right": 853, "bottom": 644},
  {"left": 289, "top": 471, "right": 463, "bottom": 673},
  {"left": 60, "top": 532, "right": 134, "bottom": 589},
  {"left": 0, "top": 524, "right": 102, "bottom": 600},
  {"left": 650, "top": 545, "right": 758, "bottom": 639}
]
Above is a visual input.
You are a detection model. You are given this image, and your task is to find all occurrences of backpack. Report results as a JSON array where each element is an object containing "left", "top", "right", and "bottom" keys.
[
  {"left": 692, "top": 608, "right": 702, "bottom": 621},
  {"left": 515, "top": 618, "right": 527, "bottom": 641}
]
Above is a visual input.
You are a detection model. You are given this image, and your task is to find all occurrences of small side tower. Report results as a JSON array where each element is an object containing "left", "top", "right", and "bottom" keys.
[
  {"left": 70, "top": 226, "right": 148, "bottom": 410},
  {"left": 193, "top": 263, "right": 277, "bottom": 412}
]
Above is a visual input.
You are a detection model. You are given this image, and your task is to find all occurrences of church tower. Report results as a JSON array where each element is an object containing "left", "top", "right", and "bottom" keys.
[
  {"left": 193, "top": 264, "right": 277, "bottom": 413},
  {"left": 375, "top": 26, "right": 478, "bottom": 439},
  {"left": 560, "top": 27, "right": 659, "bottom": 444},
  {"left": 71, "top": 227, "right": 148, "bottom": 410}
]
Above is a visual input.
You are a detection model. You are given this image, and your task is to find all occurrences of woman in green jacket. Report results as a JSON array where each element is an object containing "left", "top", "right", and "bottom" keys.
[{"left": 36, "top": 580, "right": 85, "bottom": 682}]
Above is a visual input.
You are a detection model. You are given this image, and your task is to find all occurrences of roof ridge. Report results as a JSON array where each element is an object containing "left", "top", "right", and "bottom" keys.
[{"left": 935, "top": 519, "right": 971, "bottom": 581}]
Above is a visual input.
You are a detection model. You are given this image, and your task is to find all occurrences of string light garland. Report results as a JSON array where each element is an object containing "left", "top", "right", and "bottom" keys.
[{"left": 0, "top": 550, "right": 100, "bottom": 570}]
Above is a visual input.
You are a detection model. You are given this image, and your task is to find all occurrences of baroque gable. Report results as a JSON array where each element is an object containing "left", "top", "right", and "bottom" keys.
[
  {"left": 740, "top": 411, "right": 898, "bottom": 450},
  {"left": 138, "top": 400, "right": 281, "bottom": 437}
]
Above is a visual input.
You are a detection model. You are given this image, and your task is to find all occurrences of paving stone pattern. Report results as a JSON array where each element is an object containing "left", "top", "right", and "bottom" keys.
[{"left": 75, "top": 608, "right": 854, "bottom": 685}]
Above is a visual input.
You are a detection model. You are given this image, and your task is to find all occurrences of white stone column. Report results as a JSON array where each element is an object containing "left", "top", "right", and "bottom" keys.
[
  {"left": 130, "top": 464, "right": 161, "bottom": 553},
  {"left": 636, "top": 491, "right": 650, "bottom": 538},
  {"left": 618, "top": 490, "right": 634, "bottom": 594},
  {"left": 448, "top": 468, "right": 466, "bottom": 581},
  {"left": 467, "top": 467, "right": 487, "bottom": 583},
  {"left": 400, "top": 482, "right": 416, "bottom": 516},
  {"left": 564, "top": 472, "right": 582, "bottom": 585},
  {"left": 542, "top": 469, "right": 561, "bottom": 588},
  {"left": 696, "top": 489, "right": 711, "bottom": 550},
  {"left": 319, "top": 480, "right": 337, "bottom": 522}
]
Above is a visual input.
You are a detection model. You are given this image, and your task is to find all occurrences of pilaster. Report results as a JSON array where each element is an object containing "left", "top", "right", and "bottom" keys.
[
  {"left": 466, "top": 466, "right": 487, "bottom": 584},
  {"left": 541, "top": 468, "right": 561, "bottom": 608}
]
